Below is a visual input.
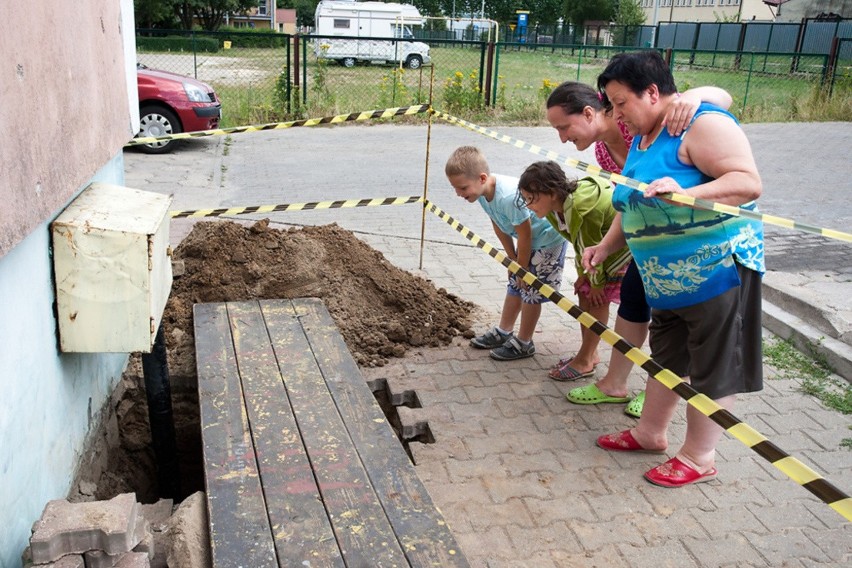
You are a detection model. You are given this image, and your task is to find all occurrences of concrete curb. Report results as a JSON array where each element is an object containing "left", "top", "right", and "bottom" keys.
[{"left": 762, "top": 281, "right": 852, "bottom": 382}]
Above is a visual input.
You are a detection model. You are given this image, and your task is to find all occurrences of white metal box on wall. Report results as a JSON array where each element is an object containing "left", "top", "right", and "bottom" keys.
[{"left": 52, "top": 183, "right": 173, "bottom": 353}]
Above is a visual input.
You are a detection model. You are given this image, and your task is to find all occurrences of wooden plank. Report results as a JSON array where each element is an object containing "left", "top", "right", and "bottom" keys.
[
  {"left": 290, "top": 298, "right": 470, "bottom": 567},
  {"left": 260, "top": 299, "right": 410, "bottom": 567},
  {"left": 193, "top": 302, "right": 277, "bottom": 567},
  {"left": 226, "top": 300, "right": 344, "bottom": 566}
]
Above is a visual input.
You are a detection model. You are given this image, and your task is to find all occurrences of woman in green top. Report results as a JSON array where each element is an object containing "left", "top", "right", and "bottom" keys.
[{"left": 518, "top": 161, "right": 632, "bottom": 382}]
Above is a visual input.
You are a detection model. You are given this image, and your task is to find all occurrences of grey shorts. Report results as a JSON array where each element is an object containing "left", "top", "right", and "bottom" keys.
[
  {"left": 507, "top": 241, "right": 567, "bottom": 305},
  {"left": 649, "top": 263, "right": 763, "bottom": 400}
]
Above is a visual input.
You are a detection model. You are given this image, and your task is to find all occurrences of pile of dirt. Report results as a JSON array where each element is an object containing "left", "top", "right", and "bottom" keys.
[{"left": 163, "top": 220, "right": 476, "bottom": 377}]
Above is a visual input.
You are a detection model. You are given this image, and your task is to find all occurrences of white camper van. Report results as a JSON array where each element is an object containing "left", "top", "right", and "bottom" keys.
[{"left": 314, "top": 1, "right": 431, "bottom": 69}]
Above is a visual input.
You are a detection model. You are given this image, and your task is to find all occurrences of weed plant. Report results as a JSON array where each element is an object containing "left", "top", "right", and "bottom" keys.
[{"left": 763, "top": 336, "right": 852, "bottom": 416}]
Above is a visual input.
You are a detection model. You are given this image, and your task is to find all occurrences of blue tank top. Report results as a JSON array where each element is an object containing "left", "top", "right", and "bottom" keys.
[{"left": 613, "top": 104, "right": 765, "bottom": 310}]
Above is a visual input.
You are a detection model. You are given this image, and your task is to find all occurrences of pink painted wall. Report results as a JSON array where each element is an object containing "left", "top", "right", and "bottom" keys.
[{"left": 0, "top": 0, "right": 134, "bottom": 258}]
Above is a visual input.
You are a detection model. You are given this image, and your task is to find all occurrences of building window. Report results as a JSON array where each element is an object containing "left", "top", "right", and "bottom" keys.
[
  {"left": 696, "top": 0, "right": 714, "bottom": 5},
  {"left": 258, "top": 1, "right": 268, "bottom": 16},
  {"left": 333, "top": 19, "right": 350, "bottom": 29},
  {"left": 661, "top": 0, "right": 672, "bottom": 7}
]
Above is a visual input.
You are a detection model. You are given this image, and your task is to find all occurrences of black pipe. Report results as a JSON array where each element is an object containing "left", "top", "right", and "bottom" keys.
[{"left": 141, "top": 324, "right": 181, "bottom": 499}]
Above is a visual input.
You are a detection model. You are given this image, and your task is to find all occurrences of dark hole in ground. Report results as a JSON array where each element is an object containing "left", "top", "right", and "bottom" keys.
[{"left": 368, "top": 378, "right": 435, "bottom": 464}]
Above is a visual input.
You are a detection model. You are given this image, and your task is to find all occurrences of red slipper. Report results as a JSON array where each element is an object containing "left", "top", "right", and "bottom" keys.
[
  {"left": 644, "top": 457, "right": 717, "bottom": 488},
  {"left": 596, "top": 430, "right": 665, "bottom": 453}
]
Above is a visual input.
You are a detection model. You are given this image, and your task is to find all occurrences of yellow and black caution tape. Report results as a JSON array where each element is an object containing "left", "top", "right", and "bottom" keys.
[
  {"left": 433, "top": 110, "right": 852, "bottom": 244},
  {"left": 423, "top": 198, "right": 852, "bottom": 521},
  {"left": 170, "top": 196, "right": 423, "bottom": 219},
  {"left": 127, "top": 104, "right": 431, "bottom": 147}
]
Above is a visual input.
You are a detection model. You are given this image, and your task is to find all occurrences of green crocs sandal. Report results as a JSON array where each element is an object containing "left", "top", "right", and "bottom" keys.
[
  {"left": 624, "top": 391, "right": 645, "bottom": 418},
  {"left": 566, "top": 384, "right": 630, "bottom": 405}
]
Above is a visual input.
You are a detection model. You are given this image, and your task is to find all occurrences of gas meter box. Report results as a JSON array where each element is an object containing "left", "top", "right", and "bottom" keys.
[{"left": 52, "top": 182, "right": 173, "bottom": 353}]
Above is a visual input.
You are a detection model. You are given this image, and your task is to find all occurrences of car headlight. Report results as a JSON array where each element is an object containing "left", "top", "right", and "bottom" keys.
[{"left": 183, "top": 82, "right": 210, "bottom": 102}]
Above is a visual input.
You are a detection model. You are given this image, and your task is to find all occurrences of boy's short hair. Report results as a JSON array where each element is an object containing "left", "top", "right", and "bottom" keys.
[{"left": 445, "top": 146, "right": 490, "bottom": 179}]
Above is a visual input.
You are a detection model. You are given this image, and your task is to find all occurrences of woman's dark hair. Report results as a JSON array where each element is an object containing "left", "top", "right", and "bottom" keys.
[
  {"left": 596, "top": 50, "right": 678, "bottom": 110},
  {"left": 517, "top": 161, "right": 578, "bottom": 208},
  {"left": 545, "top": 81, "right": 604, "bottom": 115}
]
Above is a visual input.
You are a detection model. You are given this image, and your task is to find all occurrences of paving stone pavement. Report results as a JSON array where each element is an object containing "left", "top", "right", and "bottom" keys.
[{"left": 124, "top": 120, "right": 851, "bottom": 567}]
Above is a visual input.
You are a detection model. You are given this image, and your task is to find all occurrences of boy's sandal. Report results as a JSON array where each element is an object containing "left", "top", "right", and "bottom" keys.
[
  {"left": 549, "top": 362, "right": 595, "bottom": 382},
  {"left": 624, "top": 391, "right": 645, "bottom": 418},
  {"left": 566, "top": 384, "right": 630, "bottom": 405}
]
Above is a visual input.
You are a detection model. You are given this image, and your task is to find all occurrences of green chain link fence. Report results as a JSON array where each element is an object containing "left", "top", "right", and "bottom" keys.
[{"left": 136, "top": 29, "right": 850, "bottom": 128}]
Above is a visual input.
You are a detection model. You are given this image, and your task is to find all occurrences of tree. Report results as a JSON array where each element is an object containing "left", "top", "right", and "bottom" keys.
[
  {"left": 280, "top": 0, "right": 320, "bottom": 28},
  {"left": 135, "top": 0, "right": 180, "bottom": 28},
  {"left": 176, "top": 1, "right": 258, "bottom": 31},
  {"left": 614, "top": 0, "right": 646, "bottom": 26},
  {"left": 562, "top": 0, "right": 613, "bottom": 27}
]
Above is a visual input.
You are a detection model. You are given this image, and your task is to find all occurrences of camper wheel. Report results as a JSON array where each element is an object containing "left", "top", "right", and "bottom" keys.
[
  {"left": 406, "top": 55, "right": 423, "bottom": 70},
  {"left": 340, "top": 57, "right": 356, "bottom": 68}
]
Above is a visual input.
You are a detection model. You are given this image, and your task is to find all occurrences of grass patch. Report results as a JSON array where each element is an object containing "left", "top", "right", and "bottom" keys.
[{"left": 763, "top": 336, "right": 852, "bottom": 415}]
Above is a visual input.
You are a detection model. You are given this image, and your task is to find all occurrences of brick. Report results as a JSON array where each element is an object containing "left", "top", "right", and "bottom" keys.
[
  {"left": 536, "top": 468, "right": 610, "bottom": 496},
  {"left": 690, "top": 506, "right": 766, "bottom": 539},
  {"left": 139, "top": 500, "right": 173, "bottom": 532},
  {"left": 744, "top": 528, "right": 832, "bottom": 565},
  {"left": 616, "top": 542, "right": 698, "bottom": 568},
  {"left": 445, "top": 454, "right": 502, "bottom": 481},
  {"left": 524, "top": 494, "right": 596, "bottom": 524},
  {"left": 747, "top": 502, "right": 825, "bottom": 532},
  {"left": 453, "top": 526, "right": 516, "bottom": 561},
  {"left": 30, "top": 494, "right": 145, "bottom": 564},
  {"left": 506, "top": 521, "right": 580, "bottom": 555},
  {"left": 464, "top": 498, "right": 535, "bottom": 530},
  {"left": 682, "top": 534, "right": 764, "bottom": 568},
  {"left": 569, "top": 518, "right": 644, "bottom": 550},
  {"left": 433, "top": 479, "right": 493, "bottom": 506},
  {"left": 23, "top": 552, "right": 85, "bottom": 568},
  {"left": 483, "top": 472, "right": 553, "bottom": 503},
  {"left": 477, "top": 414, "right": 536, "bottom": 438},
  {"left": 802, "top": 526, "right": 852, "bottom": 565},
  {"left": 84, "top": 549, "right": 122, "bottom": 568},
  {"left": 548, "top": 544, "right": 630, "bottom": 568},
  {"left": 500, "top": 450, "right": 562, "bottom": 476},
  {"left": 494, "top": 395, "right": 551, "bottom": 417},
  {"left": 115, "top": 552, "right": 151, "bottom": 568}
]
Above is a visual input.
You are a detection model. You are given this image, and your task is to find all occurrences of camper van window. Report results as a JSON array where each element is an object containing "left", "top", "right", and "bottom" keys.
[
  {"left": 333, "top": 18, "right": 350, "bottom": 29},
  {"left": 393, "top": 26, "right": 415, "bottom": 39}
]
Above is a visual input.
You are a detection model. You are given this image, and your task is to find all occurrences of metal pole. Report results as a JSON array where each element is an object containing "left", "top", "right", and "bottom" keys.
[{"left": 418, "top": 65, "right": 435, "bottom": 271}]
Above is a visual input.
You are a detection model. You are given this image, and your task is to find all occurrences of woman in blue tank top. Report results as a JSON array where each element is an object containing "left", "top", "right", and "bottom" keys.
[{"left": 583, "top": 51, "right": 765, "bottom": 489}]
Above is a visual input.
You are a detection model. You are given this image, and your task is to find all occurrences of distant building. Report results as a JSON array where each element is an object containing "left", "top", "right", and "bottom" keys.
[
  {"left": 637, "top": 0, "right": 851, "bottom": 23},
  {"left": 224, "top": 0, "right": 297, "bottom": 32}
]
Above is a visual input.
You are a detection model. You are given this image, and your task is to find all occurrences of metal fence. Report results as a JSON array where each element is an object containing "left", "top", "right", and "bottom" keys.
[
  {"left": 135, "top": 29, "right": 850, "bottom": 128},
  {"left": 503, "top": 18, "right": 852, "bottom": 58}
]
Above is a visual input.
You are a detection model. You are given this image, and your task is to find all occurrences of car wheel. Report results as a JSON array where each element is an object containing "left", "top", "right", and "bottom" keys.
[
  {"left": 406, "top": 55, "right": 422, "bottom": 70},
  {"left": 137, "top": 105, "right": 182, "bottom": 154},
  {"left": 341, "top": 57, "right": 356, "bottom": 68}
]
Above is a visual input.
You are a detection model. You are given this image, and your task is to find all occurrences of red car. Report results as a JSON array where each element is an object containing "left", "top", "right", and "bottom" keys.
[{"left": 135, "top": 63, "right": 221, "bottom": 153}]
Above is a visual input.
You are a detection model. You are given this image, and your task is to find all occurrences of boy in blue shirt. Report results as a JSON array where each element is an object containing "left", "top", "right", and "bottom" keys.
[{"left": 445, "top": 146, "right": 567, "bottom": 361}]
